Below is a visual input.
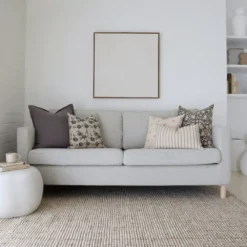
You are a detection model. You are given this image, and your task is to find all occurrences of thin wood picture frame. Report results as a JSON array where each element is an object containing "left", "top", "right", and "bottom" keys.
[{"left": 93, "top": 32, "right": 160, "bottom": 99}]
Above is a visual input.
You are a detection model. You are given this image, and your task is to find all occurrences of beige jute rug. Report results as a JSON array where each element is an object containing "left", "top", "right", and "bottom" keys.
[{"left": 0, "top": 186, "right": 247, "bottom": 247}]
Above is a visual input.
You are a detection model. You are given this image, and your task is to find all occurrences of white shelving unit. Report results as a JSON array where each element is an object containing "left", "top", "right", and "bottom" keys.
[
  {"left": 228, "top": 94, "right": 247, "bottom": 98},
  {"left": 227, "top": 36, "right": 247, "bottom": 97},
  {"left": 227, "top": 36, "right": 247, "bottom": 47},
  {"left": 227, "top": 64, "right": 247, "bottom": 73},
  {"left": 227, "top": 36, "right": 247, "bottom": 40},
  {"left": 227, "top": 65, "right": 247, "bottom": 68}
]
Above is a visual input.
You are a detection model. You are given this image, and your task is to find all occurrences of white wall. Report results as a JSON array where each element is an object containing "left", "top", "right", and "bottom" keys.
[
  {"left": 25, "top": 0, "right": 227, "bottom": 125},
  {"left": 0, "top": 0, "right": 26, "bottom": 161}
]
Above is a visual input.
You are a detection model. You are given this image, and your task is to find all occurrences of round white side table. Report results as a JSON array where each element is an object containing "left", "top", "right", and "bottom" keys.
[{"left": 0, "top": 166, "right": 43, "bottom": 218}]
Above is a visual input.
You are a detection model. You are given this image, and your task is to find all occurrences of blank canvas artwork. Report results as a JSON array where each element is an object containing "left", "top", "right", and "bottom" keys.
[{"left": 93, "top": 32, "right": 159, "bottom": 98}]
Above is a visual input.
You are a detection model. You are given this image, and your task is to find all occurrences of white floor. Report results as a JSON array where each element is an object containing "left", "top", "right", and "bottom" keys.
[{"left": 227, "top": 171, "right": 247, "bottom": 203}]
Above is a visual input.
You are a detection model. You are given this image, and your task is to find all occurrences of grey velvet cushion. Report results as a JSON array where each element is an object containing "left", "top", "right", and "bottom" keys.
[
  {"left": 123, "top": 111, "right": 178, "bottom": 149},
  {"left": 123, "top": 148, "right": 221, "bottom": 166},
  {"left": 28, "top": 148, "right": 123, "bottom": 166},
  {"left": 29, "top": 104, "right": 74, "bottom": 148}
]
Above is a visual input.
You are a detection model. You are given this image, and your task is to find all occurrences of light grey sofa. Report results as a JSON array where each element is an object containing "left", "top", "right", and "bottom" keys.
[{"left": 17, "top": 110, "right": 231, "bottom": 198}]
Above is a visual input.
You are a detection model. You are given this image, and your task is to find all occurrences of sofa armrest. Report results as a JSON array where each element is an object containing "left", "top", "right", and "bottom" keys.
[
  {"left": 212, "top": 126, "right": 231, "bottom": 184},
  {"left": 17, "top": 127, "right": 35, "bottom": 163}
]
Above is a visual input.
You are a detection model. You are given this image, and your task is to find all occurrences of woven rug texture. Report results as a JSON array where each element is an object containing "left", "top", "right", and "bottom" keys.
[{"left": 0, "top": 186, "right": 247, "bottom": 247}]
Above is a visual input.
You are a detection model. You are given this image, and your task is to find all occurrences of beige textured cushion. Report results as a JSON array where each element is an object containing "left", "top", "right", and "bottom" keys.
[
  {"left": 154, "top": 124, "right": 203, "bottom": 149},
  {"left": 68, "top": 113, "right": 104, "bottom": 149},
  {"left": 144, "top": 115, "right": 184, "bottom": 149}
]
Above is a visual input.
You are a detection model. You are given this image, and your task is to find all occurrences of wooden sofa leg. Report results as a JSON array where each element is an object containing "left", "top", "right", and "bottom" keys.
[{"left": 220, "top": 185, "right": 226, "bottom": 199}]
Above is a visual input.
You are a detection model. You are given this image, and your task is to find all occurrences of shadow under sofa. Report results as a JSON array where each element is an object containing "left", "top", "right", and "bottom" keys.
[{"left": 17, "top": 110, "right": 231, "bottom": 199}]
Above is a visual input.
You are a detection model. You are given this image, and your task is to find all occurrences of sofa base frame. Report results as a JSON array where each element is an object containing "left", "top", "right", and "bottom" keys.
[{"left": 34, "top": 165, "right": 230, "bottom": 199}]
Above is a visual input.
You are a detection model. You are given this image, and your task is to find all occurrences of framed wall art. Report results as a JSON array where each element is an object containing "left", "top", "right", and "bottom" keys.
[{"left": 93, "top": 32, "right": 160, "bottom": 98}]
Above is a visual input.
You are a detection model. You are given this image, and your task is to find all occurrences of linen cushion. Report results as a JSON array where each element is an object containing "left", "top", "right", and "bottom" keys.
[
  {"left": 68, "top": 113, "right": 104, "bottom": 148},
  {"left": 72, "top": 110, "right": 122, "bottom": 149},
  {"left": 144, "top": 115, "right": 184, "bottom": 149},
  {"left": 178, "top": 105, "right": 214, "bottom": 148},
  {"left": 29, "top": 104, "right": 74, "bottom": 148},
  {"left": 123, "top": 110, "right": 178, "bottom": 149},
  {"left": 155, "top": 124, "right": 203, "bottom": 149},
  {"left": 123, "top": 148, "right": 221, "bottom": 166},
  {"left": 28, "top": 148, "right": 123, "bottom": 166}
]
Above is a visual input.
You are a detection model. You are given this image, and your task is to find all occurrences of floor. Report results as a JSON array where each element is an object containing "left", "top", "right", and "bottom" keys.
[
  {"left": 1, "top": 186, "right": 247, "bottom": 247},
  {"left": 228, "top": 171, "right": 247, "bottom": 203},
  {"left": 0, "top": 173, "right": 246, "bottom": 246}
]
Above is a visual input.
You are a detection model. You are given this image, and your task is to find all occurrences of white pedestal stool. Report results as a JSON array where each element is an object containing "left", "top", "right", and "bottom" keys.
[{"left": 0, "top": 166, "right": 43, "bottom": 218}]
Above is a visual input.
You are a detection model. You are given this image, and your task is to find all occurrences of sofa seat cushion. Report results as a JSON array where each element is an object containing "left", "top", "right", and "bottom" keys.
[
  {"left": 28, "top": 148, "right": 123, "bottom": 166},
  {"left": 123, "top": 148, "right": 221, "bottom": 166}
]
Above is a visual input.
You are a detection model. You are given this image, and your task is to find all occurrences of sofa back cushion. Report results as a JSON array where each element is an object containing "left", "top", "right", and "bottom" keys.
[
  {"left": 123, "top": 110, "right": 178, "bottom": 149},
  {"left": 75, "top": 110, "right": 122, "bottom": 148}
]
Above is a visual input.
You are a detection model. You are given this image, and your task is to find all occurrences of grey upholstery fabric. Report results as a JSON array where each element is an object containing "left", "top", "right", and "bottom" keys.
[
  {"left": 17, "top": 109, "right": 230, "bottom": 186},
  {"left": 123, "top": 111, "right": 178, "bottom": 149},
  {"left": 74, "top": 111, "right": 122, "bottom": 148},
  {"left": 212, "top": 126, "right": 231, "bottom": 184},
  {"left": 124, "top": 148, "right": 221, "bottom": 166},
  {"left": 28, "top": 148, "right": 123, "bottom": 166},
  {"left": 17, "top": 127, "right": 35, "bottom": 163},
  {"left": 34, "top": 163, "right": 229, "bottom": 185}
]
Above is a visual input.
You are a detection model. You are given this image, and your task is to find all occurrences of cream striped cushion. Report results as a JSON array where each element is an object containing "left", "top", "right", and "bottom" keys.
[
  {"left": 154, "top": 124, "right": 203, "bottom": 149},
  {"left": 144, "top": 115, "right": 184, "bottom": 149}
]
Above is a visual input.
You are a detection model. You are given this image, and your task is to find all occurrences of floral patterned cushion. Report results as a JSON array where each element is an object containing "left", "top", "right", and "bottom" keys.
[
  {"left": 178, "top": 105, "right": 214, "bottom": 148},
  {"left": 68, "top": 113, "right": 104, "bottom": 148}
]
